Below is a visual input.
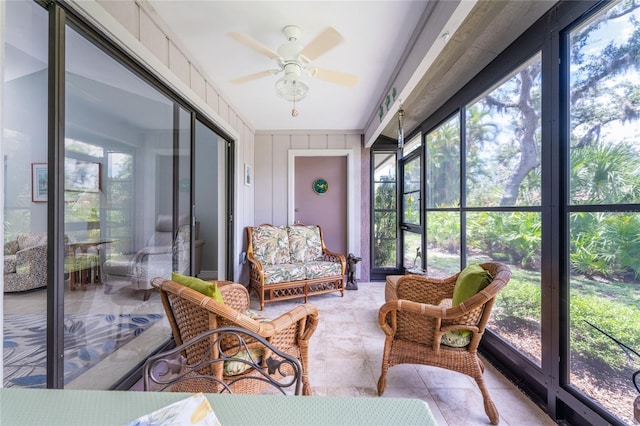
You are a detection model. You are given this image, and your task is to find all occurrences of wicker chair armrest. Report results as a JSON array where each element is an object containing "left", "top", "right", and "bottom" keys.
[
  {"left": 269, "top": 303, "right": 319, "bottom": 340},
  {"left": 246, "top": 253, "right": 263, "bottom": 271},
  {"left": 379, "top": 299, "right": 446, "bottom": 323},
  {"left": 322, "top": 249, "right": 346, "bottom": 273}
]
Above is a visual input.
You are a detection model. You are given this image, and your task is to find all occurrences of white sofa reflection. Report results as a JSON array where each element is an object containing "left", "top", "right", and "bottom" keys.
[{"left": 102, "top": 215, "right": 204, "bottom": 300}]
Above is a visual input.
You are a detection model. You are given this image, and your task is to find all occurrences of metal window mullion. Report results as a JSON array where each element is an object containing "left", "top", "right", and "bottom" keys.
[{"left": 47, "top": 3, "right": 66, "bottom": 390}]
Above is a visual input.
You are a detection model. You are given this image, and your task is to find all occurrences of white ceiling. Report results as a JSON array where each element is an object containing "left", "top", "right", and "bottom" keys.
[{"left": 146, "top": 0, "right": 432, "bottom": 133}]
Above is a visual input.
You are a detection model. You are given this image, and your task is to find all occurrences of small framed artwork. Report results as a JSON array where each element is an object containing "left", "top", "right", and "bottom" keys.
[
  {"left": 244, "top": 164, "right": 252, "bottom": 187},
  {"left": 65, "top": 158, "right": 101, "bottom": 192},
  {"left": 32, "top": 163, "right": 48, "bottom": 202}
]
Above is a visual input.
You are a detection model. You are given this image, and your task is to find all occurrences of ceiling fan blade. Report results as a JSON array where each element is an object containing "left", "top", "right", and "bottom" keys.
[
  {"left": 299, "top": 27, "right": 344, "bottom": 61},
  {"left": 308, "top": 67, "right": 359, "bottom": 87},
  {"left": 227, "top": 32, "right": 281, "bottom": 60},
  {"left": 230, "top": 70, "right": 278, "bottom": 84}
]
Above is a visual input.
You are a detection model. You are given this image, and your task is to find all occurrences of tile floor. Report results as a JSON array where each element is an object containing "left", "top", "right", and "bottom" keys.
[
  {"left": 251, "top": 280, "right": 557, "bottom": 426},
  {"left": 4, "top": 279, "right": 556, "bottom": 425}
]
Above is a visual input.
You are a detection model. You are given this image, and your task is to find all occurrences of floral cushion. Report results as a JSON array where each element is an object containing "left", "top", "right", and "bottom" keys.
[
  {"left": 223, "top": 347, "right": 264, "bottom": 376},
  {"left": 288, "top": 225, "right": 322, "bottom": 263},
  {"left": 242, "top": 309, "right": 271, "bottom": 323},
  {"left": 262, "top": 263, "right": 305, "bottom": 284},
  {"left": 251, "top": 226, "right": 291, "bottom": 266},
  {"left": 303, "top": 261, "right": 342, "bottom": 279}
]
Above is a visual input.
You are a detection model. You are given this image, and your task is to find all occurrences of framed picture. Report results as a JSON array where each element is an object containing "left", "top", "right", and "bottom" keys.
[
  {"left": 65, "top": 158, "right": 101, "bottom": 192},
  {"left": 31, "top": 163, "right": 48, "bottom": 202},
  {"left": 244, "top": 164, "right": 252, "bottom": 187}
]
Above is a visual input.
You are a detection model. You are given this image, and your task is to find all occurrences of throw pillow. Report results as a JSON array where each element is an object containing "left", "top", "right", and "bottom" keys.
[
  {"left": 451, "top": 263, "right": 493, "bottom": 306},
  {"left": 171, "top": 272, "right": 224, "bottom": 303},
  {"left": 223, "top": 347, "right": 264, "bottom": 376},
  {"left": 441, "top": 264, "right": 493, "bottom": 348}
]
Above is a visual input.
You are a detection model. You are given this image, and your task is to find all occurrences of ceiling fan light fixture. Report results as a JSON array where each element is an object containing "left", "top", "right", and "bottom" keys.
[{"left": 275, "top": 76, "right": 309, "bottom": 102}]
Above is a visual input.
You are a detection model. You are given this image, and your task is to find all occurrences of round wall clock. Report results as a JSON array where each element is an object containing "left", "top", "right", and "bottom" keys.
[{"left": 312, "top": 178, "right": 328, "bottom": 194}]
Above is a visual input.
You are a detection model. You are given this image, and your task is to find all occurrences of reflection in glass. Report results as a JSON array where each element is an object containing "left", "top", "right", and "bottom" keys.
[
  {"left": 63, "top": 24, "right": 176, "bottom": 389},
  {"left": 465, "top": 54, "right": 541, "bottom": 208},
  {"left": 2, "top": 0, "right": 49, "bottom": 388},
  {"left": 194, "top": 119, "right": 225, "bottom": 279}
]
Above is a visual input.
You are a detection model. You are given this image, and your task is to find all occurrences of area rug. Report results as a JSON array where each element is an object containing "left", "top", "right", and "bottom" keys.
[{"left": 3, "top": 313, "right": 163, "bottom": 388}]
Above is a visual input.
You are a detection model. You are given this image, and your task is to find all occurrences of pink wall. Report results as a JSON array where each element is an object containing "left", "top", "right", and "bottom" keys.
[{"left": 294, "top": 156, "right": 347, "bottom": 256}]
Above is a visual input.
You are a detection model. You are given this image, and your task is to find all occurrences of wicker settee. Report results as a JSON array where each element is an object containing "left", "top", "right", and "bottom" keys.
[{"left": 246, "top": 223, "right": 346, "bottom": 310}]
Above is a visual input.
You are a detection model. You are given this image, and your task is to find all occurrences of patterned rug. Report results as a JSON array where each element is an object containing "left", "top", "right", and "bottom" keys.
[{"left": 3, "top": 313, "right": 163, "bottom": 388}]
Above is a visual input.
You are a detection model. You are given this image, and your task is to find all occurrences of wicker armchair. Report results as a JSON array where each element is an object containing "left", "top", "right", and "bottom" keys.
[
  {"left": 143, "top": 326, "right": 304, "bottom": 395},
  {"left": 378, "top": 262, "right": 511, "bottom": 425},
  {"left": 151, "top": 277, "right": 319, "bottom": 395}
]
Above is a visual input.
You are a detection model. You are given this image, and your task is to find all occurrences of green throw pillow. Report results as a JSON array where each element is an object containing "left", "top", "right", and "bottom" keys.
[
  {"left": 442, "top": 264, "right": 493, "bottom": 348},
  {"left": 171, "top": 272, "right": 224, "bottom": 303},
  {"left": 451, "top": 264, "right": 493, "bottom": 306},
  {"left": 223, "top": 347, "right": 264, "bottom": 376}
]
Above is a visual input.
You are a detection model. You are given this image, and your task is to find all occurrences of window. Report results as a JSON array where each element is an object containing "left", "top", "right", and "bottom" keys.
[
  {"left": 568, "top": 2, "right": 640, "bottom": 422},
  {"left": 372, "top": 151, "right": 397, "bottom": 269}
]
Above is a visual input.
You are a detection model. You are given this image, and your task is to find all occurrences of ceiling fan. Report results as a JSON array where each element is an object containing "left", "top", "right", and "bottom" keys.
[{"left": 227, "top": 25, "right": 359, "bottom": 115}]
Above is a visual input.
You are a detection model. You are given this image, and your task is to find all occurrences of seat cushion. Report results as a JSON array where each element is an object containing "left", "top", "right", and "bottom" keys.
[
  {"left": 452, "top": 264, "right": 493, "bottom": 306},
  {"left": 303, "top": 261, "right": 342, "bottom": 279},
  {"left": 262, "top": 263, "right": 305, "bottom": 284},
  {"left": 251, "top": 226, "right": 291, "bottom": 266},
  {"left": 287, "top": 225, "right": 322, "bottom": 263},
  {"left": 171, "top": 272, "right": 223, "bottom": 303}
]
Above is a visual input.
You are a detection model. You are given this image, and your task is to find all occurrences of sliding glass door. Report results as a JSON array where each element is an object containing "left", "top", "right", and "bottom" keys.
[
  {"left": 2, "top": 0, "right": 232, "bottom": 390},
  {"left": 2, "top": 0, "right": 50, "bottom": 388}
]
